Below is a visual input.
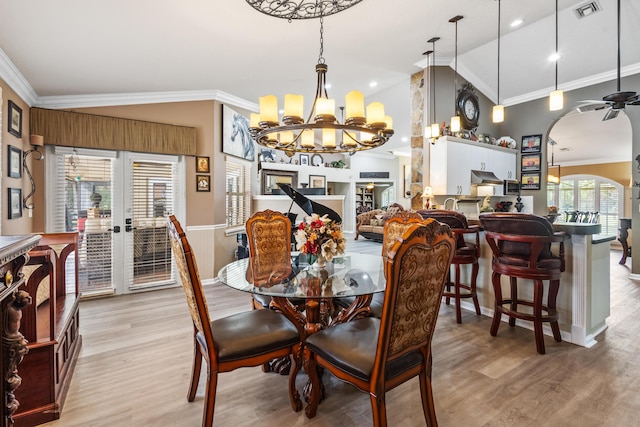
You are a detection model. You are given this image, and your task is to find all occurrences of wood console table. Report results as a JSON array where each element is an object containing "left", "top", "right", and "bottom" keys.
[
  {"left": 0, "top": 235, "right": 41, "bottom": 427},
  {"left": 618, "top": 218, "right": 631, "bottom": 264}
]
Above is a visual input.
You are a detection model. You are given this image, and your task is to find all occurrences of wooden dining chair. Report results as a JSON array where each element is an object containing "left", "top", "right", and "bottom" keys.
[
  {"left": 245, "top": 209, "right": 294, "bottom": 310},
  {"left": 167, "top": 215, "right": 303, "bottom": 426},
  {"left": 303, "top": 219, "right": 455, "bottom": 426}
]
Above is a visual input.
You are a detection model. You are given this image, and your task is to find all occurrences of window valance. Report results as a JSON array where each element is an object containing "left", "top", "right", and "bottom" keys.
[{"left": 30, "top": 107, "right": 196, "bottom": 156}]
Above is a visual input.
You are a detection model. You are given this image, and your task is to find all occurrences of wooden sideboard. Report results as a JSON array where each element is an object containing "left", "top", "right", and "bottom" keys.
[{"left": 0, "top": 235, "right": 41, "bottom": 427}]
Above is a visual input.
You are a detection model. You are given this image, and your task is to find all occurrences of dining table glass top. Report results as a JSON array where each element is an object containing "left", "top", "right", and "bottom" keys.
[{"left": 218, "top": 252, "right": 386, "bottom": 299}]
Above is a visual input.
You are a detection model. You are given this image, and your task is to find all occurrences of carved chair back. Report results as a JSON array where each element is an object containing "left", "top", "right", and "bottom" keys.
[{"left": 245, "top": 210, "right": 293, "bottom": 287}]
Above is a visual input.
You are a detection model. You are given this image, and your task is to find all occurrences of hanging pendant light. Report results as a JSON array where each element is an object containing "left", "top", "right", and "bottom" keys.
[
  {"left": 493, "top": 0, "right": 505, "bottom": 123},
  {"left": 450, "top": 15, "right": 463, "bottom": 133},
  {"left": 423, "top": 49, "right": 434, "bottom": 139},
  {"left": 547, "top": 139, "right": 561, "bottom": 184},
  {"left": 428, "top": 37, "right": 441, "bottom": 138},
  {"left": 549, "top": 0, "right": 564, "bottom": 111}
]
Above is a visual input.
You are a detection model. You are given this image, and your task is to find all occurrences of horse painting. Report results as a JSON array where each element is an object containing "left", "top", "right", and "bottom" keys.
[{"left": 222, "top": 105, "right": 255, "bottom": 161}]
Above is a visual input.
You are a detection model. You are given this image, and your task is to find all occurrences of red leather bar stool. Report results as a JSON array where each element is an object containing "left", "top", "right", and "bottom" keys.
[
  {"left": 417, "top": 209, "right": 481, "bottom": 323},
  {"left": 480, "top": 213, "right": 567, "bottom": 354}
]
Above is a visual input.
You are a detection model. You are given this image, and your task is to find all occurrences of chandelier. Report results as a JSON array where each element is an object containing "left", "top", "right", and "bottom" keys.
[{"left": 247, "top": 2, "right": 393, "bottom": 155}]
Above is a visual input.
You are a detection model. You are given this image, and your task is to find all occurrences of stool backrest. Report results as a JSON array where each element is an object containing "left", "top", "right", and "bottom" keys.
[
  {"left": 416, "top": 209, "right": 469, "bottom": 249},
  {"left": 480, "top": 213, "right": 555, "bottom": 259}
]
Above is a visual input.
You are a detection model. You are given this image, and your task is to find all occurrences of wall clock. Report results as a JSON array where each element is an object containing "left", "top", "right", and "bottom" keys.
[
  {"left": 456, "top": 85, "right": 480, "bottom": 130},
  {"left": 311, "top": 154, "right": 324, "bottom": 167}
]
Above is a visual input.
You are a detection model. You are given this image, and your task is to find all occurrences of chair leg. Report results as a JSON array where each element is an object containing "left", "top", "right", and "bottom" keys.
[
  {"left": 533, "top": 279, "right": 546, "bottom": 355},
  {"left": 454, "top": 263, "right": 462, "bottom": 324},
  {"left": 444, "top": 269, "right": 452, "bottom": 306},
  {"left": 188, "top": 339, "right": 203, "bottom": 402},
  {"left": 418, "top": 363, "right": 438, "bottom": 427},
  {"left": 471, "top": 261, "right": 481, "bottom": 315},
  {"left": 490, "top": 271, "right": 503, "bottom": 337},
  {"left": 370, "top": 393, "right": 388, "bottom": 427},
  {"left": 202, "top": 366, "right": 217, "bottom": 427},
  {"left": 548, "top": 279, "right": 562, "bottom": 342},
  {"left": 509, "top": 276, "right": 518, "bottom": 327}
]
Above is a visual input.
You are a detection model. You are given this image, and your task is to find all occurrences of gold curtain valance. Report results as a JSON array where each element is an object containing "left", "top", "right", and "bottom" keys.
[{"left": 30, "top": 107, "right": 196, "bottom": 156}]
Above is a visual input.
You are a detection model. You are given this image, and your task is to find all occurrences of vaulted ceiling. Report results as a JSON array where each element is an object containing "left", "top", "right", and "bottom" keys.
[{"left": 1, "top": 0, "right": 638, "bottom": 164}]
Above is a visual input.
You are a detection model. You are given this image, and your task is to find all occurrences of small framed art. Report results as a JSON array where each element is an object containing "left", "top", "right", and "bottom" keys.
[
  {"left": 521, "top": 153, "right": 541, "bottom": 172},
  {"left": 8, "top": 145, "right": 22, "bottom": 178},
  {"left": 521, "top": 172, "right": 541, "bottom": 190},
  {"left": 8, "top": 100, "right": 22, "bottom": 138},
  {"left": 196, "top": 175, "right": 210, "bottom": 192},
  {"left": 196, "top": 156, "right": 210, "bottom": 173},
  {"left": 521, "top": 134, "right": 542, "bottom": 153},
  {"left": 8, "top": 188, "right": 22, "bottom": 219},
  {"left": 309, "top": 175, "right": 326, "bottom": 189},
  {"left": 300, "top": 154, "right": 309, "bottom": 166}
]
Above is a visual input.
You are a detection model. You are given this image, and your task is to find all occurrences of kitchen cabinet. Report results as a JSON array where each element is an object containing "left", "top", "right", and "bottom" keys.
[{"left": 430, "top": 136, "right": 517, "bottom": 196}]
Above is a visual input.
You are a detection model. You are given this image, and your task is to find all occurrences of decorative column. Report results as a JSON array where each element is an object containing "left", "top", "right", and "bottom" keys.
[{"left": 410, "top": 70, "right": 427, "bottom": 210}]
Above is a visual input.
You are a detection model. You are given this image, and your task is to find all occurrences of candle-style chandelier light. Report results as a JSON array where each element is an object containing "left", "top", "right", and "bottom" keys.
[{"left": 246, "top": 1, "right": 393, "bottom": 155}]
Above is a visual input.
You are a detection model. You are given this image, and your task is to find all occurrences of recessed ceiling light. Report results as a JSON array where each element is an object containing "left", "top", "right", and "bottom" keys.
[
  {"left": 510, "top": 18, "right": 524, "bottom": 28},
  {"left": 549, "top": 52, "right": 561, "bottom": 62},
  {"left": 401, "top": 137, "right": 408, "bottom": 142},
  {"left": 369, "top": 81, "right": 378, "bottom": 88}
]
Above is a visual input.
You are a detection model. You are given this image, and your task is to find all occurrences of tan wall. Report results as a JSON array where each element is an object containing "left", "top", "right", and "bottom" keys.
[
  {"left": 0, "top": 81, "right": 38, "bottom": 235},
  {"left": 559, "top": 161, "right": 630, "bottom": 187}
]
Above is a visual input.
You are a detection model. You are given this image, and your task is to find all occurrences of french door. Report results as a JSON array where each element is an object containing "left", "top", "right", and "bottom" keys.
[{"left": 46, "top": 147, "right": 186, "bottom": 296}]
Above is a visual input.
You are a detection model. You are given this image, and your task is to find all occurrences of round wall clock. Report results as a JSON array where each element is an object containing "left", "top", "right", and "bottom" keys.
[
  {"left": 456, "top": 87, "right": 480, "bottom": 130},
  {"left": 311, "top": 154, "right": 324, "bottom": 166}
]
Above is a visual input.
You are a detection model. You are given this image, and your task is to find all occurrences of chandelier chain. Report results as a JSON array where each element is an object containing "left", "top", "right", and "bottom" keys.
[{"left": 318, "top": 15, "right": 325, "bottom": 64}]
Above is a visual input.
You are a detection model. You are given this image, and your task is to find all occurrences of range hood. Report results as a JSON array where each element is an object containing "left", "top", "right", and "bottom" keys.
[{"left": 470, "top": 170, "right": 503, "bottom": 185}]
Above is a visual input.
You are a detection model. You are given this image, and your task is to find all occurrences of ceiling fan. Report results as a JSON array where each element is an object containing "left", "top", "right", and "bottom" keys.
[{"left": 579, "top": 0, "right": 639, "bottom": 120}]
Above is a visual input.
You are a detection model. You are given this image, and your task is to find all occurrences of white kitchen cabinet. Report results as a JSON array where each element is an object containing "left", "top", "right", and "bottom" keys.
[{"left": 429, "top": 136, "right": 517, "bottom": 196}]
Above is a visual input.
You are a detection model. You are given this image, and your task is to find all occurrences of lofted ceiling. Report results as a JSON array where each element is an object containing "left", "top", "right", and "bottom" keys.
[{"left": 0, "top": 0, "right": 638, "bottom": 165}]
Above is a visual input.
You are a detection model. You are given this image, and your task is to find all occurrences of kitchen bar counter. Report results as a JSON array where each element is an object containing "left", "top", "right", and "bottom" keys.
[{"left": 466, "top": 221, "right": 611, "bottom": 349}]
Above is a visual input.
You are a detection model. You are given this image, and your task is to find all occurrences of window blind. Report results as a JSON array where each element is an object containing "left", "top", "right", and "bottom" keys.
[{"left": 226, "top": 161, "right": 251, "bottom": 229}]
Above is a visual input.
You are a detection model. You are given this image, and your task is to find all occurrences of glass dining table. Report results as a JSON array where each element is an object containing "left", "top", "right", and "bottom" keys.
[{"left": 218, "top": 252, "right": 386, "bottom": 336}]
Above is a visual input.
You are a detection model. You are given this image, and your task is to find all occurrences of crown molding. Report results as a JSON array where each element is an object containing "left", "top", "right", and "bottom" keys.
[
  {"left": 35, "top": 89, "right": 258, "bottom": 111},
  {"left": 413, "top": 56, "right": 454, "bottom": 70},
  {"left": 0, "top": 48, "right": 38, "bottom": 106}
]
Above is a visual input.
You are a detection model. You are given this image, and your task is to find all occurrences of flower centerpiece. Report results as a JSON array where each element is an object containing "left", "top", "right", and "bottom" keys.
[
  {"left": 546, "top": 205, "right": 559, "bottom": 223},
  {"left": 295, "top": 214, "right": 346, "bottom": 267}
]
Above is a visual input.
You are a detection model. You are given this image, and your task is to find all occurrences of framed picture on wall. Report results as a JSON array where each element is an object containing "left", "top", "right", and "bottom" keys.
[
  {"left": 521, "top": 172, "right": 541, "bottom": 190},
  {"left": 8, "top": 145, "right": 22, "bottom": 178},
  {"left": 300, "top": 154, "right": 309, "bottom": 166},
  {"left": 8, "top": 188, "right": 22, "bottom": 219},
  {"left": 222, "top": 104, "right": 255, "bottom": 161},
  {"left": 196, "top": 175, "right": 210, "bottom": 192},
  {"left": 8, "top": 100, "right": 22, "bottom": 138},
  {"left": 196, "top": 156, "right": 210, "bottom": 173},
  {"left": 521, "top": 153, "right": 541, "bottom": 171},
  {"left": 521, "top": 134, "right": 542, "bottom": 153}
]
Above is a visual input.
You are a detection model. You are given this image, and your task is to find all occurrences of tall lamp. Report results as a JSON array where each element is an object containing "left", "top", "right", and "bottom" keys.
[{"left": 23, "top": 135, "right": 45, "bottom": 209}]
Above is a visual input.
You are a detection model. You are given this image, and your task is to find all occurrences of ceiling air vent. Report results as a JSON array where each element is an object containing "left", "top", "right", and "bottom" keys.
[{"left": 574, "top": 1, "right": 602, "bottom": 19}]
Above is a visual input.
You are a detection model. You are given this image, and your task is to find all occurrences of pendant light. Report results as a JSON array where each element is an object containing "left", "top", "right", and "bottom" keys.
[
  {"left": 450, "top": 15, "right": 463, "bottom": 133},
  {"left": 493, "top": 0, "right": 504, "bottom": 123},
  {"left": 547, "top": 139, "right": 561, "bottom": 184},
  {"left": 429, "top": 37, "right": 441, "bottom": 138},
  {"left": 423, "top": 49, "right": 434, "bottom": 139},
  {"left": 549, "top": 0, "right": 564, "bottom": 111}
]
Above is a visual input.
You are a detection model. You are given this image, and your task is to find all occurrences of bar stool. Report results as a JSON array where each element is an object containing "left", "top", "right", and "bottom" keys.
[
  {"left": 480, "top": 213, "right": 567, "bottom": 354},
  {"left": 417, "top": 209, "right": 481, "bottom": 323}
]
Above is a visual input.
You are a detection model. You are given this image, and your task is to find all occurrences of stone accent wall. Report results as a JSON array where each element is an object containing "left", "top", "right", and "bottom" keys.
[{"left": 410, "top": 69, "right": 426, "bottom": 210}]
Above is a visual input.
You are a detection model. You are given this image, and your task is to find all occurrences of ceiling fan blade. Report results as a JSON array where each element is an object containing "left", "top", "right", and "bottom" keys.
[{"left": 602, "top": 109, "right": 620, "bottom": 121}]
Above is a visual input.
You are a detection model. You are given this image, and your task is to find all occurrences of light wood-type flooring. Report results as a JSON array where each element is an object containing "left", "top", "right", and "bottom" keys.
[{"left": 40, "top": 236, "right": 640, "bottom": 427}]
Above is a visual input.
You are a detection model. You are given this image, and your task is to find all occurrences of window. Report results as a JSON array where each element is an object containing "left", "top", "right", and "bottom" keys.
[
  {"left": 226, "top": 160, "right": 251, "bottom": 231},
  {"left": 547, "top": 174, "right": 623, "bottom": 235}
]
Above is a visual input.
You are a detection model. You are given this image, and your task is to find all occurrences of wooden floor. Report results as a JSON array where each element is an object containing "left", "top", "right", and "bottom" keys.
[{"left": 40, "top": 237, "right": 640, "bottom": 427}]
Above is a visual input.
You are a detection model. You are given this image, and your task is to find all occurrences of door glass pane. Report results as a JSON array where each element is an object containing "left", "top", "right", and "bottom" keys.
[
  {"left": 558, "top": 180, "right": 574, "bottom": 213},
  {"left": 130, "top": 161, "right": 174, "bottom": 287},
  {"left": 599, "top": 182, "right": 618, "bottom": 235},
  {"left": 577, "top": 179, "right": 596, "bottom": 211},
  {"left": 63, "top": 153, "right": 114, "bottom": 293}
]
